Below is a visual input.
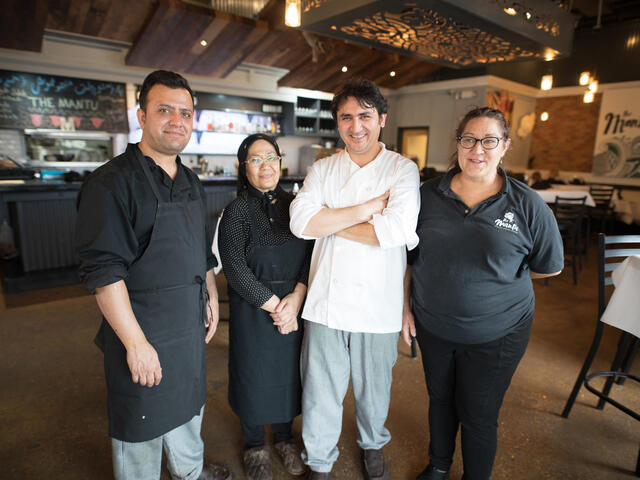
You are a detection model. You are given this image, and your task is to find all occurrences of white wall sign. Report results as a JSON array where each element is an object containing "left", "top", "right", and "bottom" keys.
[{"left": 592, "top": 87, "right": 640, "bottom": 177}]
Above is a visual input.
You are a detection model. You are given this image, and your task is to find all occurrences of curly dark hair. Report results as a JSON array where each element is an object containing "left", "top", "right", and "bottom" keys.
[
  {"left": 138, "top": 70, "right": 194, "bottom": 111},
  {"left": 330, "top": 78, "right": 388, "bottom": 120}
]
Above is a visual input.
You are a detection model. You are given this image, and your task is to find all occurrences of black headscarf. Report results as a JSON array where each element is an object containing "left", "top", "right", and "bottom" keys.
[
  {"left": 237, "top": 133, "right": 282, "bottom": 194},
  {"left": 236, "top": 133, "right": 286, "bottom": 225}
]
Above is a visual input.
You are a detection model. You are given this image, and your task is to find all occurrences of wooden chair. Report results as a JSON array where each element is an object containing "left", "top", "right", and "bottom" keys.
[
  {"left": 561, "top": 233, "right": 640, "bottom": 476},
  {"left": 589, "top": 185, "right": 616, "bottom": 233},
  {"left": 552, "top": 196, "right": 587, "bottom": 285}
]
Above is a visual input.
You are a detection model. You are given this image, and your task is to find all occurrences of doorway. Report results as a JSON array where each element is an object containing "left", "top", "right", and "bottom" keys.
[{"left": 398, "top": 127, "right": 429, "bottom": 170}]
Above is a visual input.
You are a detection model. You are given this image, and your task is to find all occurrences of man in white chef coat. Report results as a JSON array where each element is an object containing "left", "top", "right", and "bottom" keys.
[{"left": 289, "top": 78, "right": 420, "bottom": 480}]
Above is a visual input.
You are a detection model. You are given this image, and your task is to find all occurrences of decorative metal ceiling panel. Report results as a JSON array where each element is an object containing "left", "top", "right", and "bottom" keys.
[
  {"left": 184, "top": 0, "right": 270, "bottom": 18},
  {"left": 301, "top": 0, "right": 577, "bottom": 68}
]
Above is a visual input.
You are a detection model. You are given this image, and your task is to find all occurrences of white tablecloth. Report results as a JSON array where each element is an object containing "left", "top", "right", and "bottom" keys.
[
  {"left": 600, "top": 255, "right": 640, "bottom": 338},
  {"left": 535, "top": 189, "right": 596, "bottom": 207}
]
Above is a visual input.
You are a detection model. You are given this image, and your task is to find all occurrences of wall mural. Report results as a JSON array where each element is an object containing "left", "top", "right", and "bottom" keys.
[{"left": 592, "top": 87, "right": 640, "bottom": 178}]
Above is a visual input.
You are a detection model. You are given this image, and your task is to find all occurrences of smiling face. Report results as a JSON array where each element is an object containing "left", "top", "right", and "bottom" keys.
[
  {"left": 137, "top": 84, "right": 193, "bottom": 158},
  {"left": 245, "top": 139, "right": 281, "bottom": 192},
  {"left": 336, "top": 96, "right": 386, "bottom": 165},
  {"left": 456, "top": 116, "right": 510, "bottom": 183}
]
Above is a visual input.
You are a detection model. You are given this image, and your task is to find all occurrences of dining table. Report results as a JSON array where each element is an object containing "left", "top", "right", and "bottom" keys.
[
  {"left": 533, "top": 185, "right": 596, "bottom": 207},
  {"left": 600, "top": 255, "right": 640, "bottom": 338}
]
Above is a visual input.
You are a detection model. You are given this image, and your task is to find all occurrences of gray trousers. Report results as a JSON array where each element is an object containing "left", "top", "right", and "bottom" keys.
[
  {"left": 111, "top": 406, "right": 204, "bottom": 480},
  {"left": 300, "top": 321, "right": 399, "bottom": 472}
]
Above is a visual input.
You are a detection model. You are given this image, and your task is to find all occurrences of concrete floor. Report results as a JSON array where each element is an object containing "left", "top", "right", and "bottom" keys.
[{"left": 1, "top": 248, "right": 638, "bottom": 480}]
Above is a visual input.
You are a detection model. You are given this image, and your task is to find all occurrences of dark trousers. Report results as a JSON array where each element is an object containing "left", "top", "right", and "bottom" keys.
[
  {"left": 415, "top": 317, "right": 532, "bottom": 480},
  {"left": 241, "top": 419, "right": 293, "bottom": 448}
]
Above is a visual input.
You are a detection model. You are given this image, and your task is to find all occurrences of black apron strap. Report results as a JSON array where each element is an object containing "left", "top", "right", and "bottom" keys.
[
  {"left": 247, "top": 198, "right": 260, "bottom": 246},
  {"left": 134, "top": 145, "right": 163, "bottom": 203}
]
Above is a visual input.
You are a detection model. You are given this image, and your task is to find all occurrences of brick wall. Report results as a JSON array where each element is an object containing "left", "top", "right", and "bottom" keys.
[{"left": 530, "top": 93, "right": 602, "bottom": 172}]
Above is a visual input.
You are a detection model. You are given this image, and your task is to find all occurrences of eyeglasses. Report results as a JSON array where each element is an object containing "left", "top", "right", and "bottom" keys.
[
  {"left": 457, "top": 136, "right": 502, "bottom": 150},
  {"left": 245, "top": 154, "right": 281, "bottom": 167}
]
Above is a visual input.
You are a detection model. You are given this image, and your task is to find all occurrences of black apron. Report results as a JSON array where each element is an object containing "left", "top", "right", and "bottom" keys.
[
  {"left": 227, "top": 199, "right": 307, "bottom": 425},
  {"left": 96, "top": 149, "right": 208, "bottom": 442}
]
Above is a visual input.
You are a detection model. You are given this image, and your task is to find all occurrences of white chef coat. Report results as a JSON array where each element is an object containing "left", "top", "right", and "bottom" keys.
[{"left": 289, "top": 143, "right": 420, "bottom": 333}]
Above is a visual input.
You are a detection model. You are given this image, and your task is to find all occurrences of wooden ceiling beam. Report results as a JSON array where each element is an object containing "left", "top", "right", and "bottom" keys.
[
  {"left": 46, "top": 0, "right": 156, "bottom": 43},
  {"left": 1, "top": 0, "right": 48, "bottom": 52},
  {"left": 126, "top": 1, "right": 193, "bottom": 69},
  {"left": 188, "top": 16, "right": 271, "bottom": 77}
]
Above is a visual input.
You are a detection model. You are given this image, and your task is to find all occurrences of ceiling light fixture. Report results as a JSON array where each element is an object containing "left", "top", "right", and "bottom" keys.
[
  {"left": 341, "top": 66, "right": 348, "bottom": 72},
  {"left": 540, "top": 74, "right": 553, "bottom": 91},
  {"left": 284, "top": 0, "right": 301, "bottom": 28},
  {"left": 390, "top": 71, "right": 396, "bottom": 77},
  {"left": 540, "top": 112, "right": 549, "bottom": 121},
  {"left": 588, "top": 79, "right": 598, "bottom": 92},
  {"left": 200, "top": 40, "right": 207, "bottom": 47},
  {"left": 504, "top": 7, "right": 517, "bottom": 15},
  {"left": 579, "top": 71, "right": 590, "bottom": 85},
  {"left": 583, "top": 90, "right": 594, "bottom": 103}
]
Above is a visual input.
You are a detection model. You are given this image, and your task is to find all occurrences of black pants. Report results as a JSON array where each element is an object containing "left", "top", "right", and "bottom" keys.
[
  {"left": 241, "top": 419, "right": 293, "bottom": 448},
  {"left": 415, "top": 316, "right": 532, "bottom": 480}
]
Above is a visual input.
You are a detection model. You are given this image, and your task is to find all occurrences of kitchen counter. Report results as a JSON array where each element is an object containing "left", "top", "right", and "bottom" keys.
[
  {"left": 0, "top": 175, "right": 306, "bottom": 291},
  {"left": 0, "top": 175, "right": 307, "bottom": 192}
]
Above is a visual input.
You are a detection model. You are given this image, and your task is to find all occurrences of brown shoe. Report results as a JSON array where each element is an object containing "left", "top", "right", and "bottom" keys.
[
  {"left": 198, "top": 463, "right": 233, "bottom": 480},
  {"left": 243, "top": 445, "right": 272, "bottom": 480},
  {"left": 274, "top": 440, "right": 307, "bottom": 475},
  {"left": 362, "top": 449, "right": 389, "bottom": 480}
]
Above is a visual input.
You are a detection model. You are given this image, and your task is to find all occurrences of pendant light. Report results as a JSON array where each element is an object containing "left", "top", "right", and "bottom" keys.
[
  {"left": 579, "top": 72, "right": 590, "bottom": 86},
  {"left": 540, "top": 74, "right": 553, "bottom": 91},
  {"left": 583, "top": 90, "right": 594, "bottom": 103},
  {"left": 284, "top": 0, "right": 301, "bottom": 28}
]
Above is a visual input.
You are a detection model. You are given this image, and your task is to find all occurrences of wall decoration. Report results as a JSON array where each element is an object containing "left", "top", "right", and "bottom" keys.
[
  {"left": 592, "top": 87, "right": 640, "bottom": 178},
  {"left": 486, "top": 89, "right": 514, "bottom": 126},
  {"left": 517, "top": 112, "right": 536, "bottom": 139}
]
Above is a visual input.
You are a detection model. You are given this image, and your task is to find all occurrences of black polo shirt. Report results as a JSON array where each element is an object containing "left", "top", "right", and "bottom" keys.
[
  {"left": 75, "top": 143, "right": 217, "bottom": 294},
  {"left": 409, "top": 167, "right": 563, "bottom": 344}
]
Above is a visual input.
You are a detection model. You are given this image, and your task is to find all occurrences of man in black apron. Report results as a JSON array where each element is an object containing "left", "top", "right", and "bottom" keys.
[{"left": 76, "top": 71, "right": 232, "bottom": 480}]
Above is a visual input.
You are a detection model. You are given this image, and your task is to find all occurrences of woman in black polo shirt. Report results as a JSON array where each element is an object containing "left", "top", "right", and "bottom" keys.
[{"left": 402, "top": 107, "right": 563, "bottom": 480}]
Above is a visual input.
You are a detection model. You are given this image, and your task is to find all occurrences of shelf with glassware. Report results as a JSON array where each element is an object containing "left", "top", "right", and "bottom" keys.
[
  {"left": 294, "top": 97, "right": 338, "bottom": 138},
  {"left": 128, "top": 104, "right": 292, "bottom": 155}
]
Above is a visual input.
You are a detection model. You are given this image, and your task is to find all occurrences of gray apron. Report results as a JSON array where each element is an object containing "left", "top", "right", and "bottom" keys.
[
  {"left": 96, "top": 148, "right": 208, "bottom": 442},
  {"left": 227, "top": 199, "right": 307, "bottom": 425}
]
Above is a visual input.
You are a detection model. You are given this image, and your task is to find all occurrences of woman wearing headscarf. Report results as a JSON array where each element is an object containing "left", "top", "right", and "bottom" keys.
[{"left": 218, "top": 134, "right": 312, "bottom": 480}]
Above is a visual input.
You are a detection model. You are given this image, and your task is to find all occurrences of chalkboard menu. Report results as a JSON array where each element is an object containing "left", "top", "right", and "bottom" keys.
[{"left": 0, "top": 70, "right": 128, "bottom": 133}]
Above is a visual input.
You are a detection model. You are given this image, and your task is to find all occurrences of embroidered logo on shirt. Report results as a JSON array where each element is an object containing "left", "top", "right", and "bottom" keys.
[{"left": 494, "top": 211, "right": 520, "bottom": 233}]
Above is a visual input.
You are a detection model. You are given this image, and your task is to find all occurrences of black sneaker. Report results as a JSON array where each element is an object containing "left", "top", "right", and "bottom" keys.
[{"left": 417, "top": 464, "right": 449, "bottom": 480}]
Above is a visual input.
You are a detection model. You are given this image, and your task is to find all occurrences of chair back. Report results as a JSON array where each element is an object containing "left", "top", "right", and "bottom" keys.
[
  {"left": 589, "top": 185, "right": 615, "bottom": 208},
  {"left": 597, "top": 234, "right": 640, "bottom": 318},
  {"left": 553, "top": 196, "right": 586, "bottom": 235}
]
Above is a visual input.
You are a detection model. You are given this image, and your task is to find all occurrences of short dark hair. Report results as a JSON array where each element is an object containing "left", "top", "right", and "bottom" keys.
[
  {"left": 331, "top": 78, "right": 387, "bottom": 121},
  {"left": 138, "top": 70, "right": 194, "bottom": 110},
  {"left": 449, "top": 106, "right": 510, "bottom": 169}
]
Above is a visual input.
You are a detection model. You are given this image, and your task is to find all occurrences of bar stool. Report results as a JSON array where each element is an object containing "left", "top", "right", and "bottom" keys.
[{"left": 561, "top": 233, "right": 640, "bottom": 476}]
